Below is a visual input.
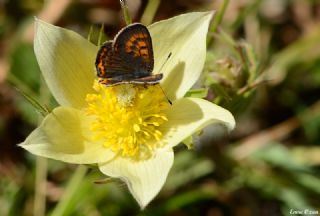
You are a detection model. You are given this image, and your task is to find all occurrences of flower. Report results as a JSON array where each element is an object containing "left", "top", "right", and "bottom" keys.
[
  {"left": 86, "top": 83, "right": 170, "bottom": 160},
  {"left": 20, "top": 12, "right": 235, "bottom": 208}
]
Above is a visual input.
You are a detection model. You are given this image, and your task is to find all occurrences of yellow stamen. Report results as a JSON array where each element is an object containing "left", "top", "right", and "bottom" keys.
[{"left": 85, "top": 81, "right": 170, "bottom": 160}]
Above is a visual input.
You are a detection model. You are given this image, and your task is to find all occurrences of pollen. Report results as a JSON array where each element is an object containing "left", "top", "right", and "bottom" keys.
[{"left": 85, "top": 81, "right": 170, "bottom": 160}]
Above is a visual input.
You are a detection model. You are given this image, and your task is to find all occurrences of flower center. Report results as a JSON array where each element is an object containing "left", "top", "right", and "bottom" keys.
[{"left": 85, "top": 81, "right": 170, "bottom": 160}]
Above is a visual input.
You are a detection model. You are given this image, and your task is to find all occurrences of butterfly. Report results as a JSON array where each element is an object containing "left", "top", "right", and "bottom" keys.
[{"left": 95, "top": 23, "right": 163, "bottom": 86}]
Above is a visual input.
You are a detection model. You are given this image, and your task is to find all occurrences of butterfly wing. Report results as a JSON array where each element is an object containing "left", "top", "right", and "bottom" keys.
[
  {"left": 95, "top": 41, "right": 132, "bottom": 79},
  {"left": 113, "top": 23, "right": 154, "bottom": 77},
  {"left": 95, "top": 23, "right": 161, "bottom": 86}
]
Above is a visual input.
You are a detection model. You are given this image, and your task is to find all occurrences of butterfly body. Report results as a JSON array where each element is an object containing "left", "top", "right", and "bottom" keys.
[{"left": 95, "top": 23, "right": 162, "bottom": 86}]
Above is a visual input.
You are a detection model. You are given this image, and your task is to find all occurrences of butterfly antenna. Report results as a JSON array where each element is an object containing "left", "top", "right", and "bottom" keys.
[
  {"left": 158, "top": 52, "right": 172, "bottom": 74},
  {"left": 158, "top": 52, "right": 172, "bottom": 105},
  {"left": 159, "top": 85, "right": 172, "bottom": 105}
]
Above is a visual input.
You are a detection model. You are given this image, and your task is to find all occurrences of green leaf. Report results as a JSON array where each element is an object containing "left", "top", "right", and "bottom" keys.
[
  {"left": 250, "top": 143, "right": 311, "bottom": 173},
  {"left": 164, "top": 151, "right": 214, "bottom": 190},
  {"left": 14, "top": 86, "right": 50, "bottom": 117},
  {"left": 265, "top": 27, "right": 320, "bottom": 85},
  {"left": 185, "top": 88, "right": 208, "bottom": 98},
  {"left": 292, "top": 146, "right": 320, "bottom": 166},
  {"left": 293, "top": 173, "right": 320, "bottom": 195}
]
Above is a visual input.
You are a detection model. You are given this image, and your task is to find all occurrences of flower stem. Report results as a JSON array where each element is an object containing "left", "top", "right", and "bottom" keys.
[
  {"left": 34, "top": 157, "right": 47, "bottom": 216},
  {"left": 207, "top": 0, "right": 230, "bottom": 47},
  {"left": 140, "top": 0, "right": 160, "bottom": 25},
  {"left": 50, "top": 165, "right": 88, "bottom": 216},
  {"left": 34, "top": 77, "right": 51, "bottom": 216},
  {"left": 120, "top": 0, "right": 132, "bottom": 25}
]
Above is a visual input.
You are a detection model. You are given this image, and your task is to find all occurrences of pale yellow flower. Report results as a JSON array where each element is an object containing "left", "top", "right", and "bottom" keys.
[{"left": 20, "top": 12, "right": 235, "bottom": 208}]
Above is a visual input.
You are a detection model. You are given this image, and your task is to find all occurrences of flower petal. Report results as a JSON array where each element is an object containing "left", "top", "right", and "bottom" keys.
[
  {"left": 161, "top": 98, "right": 235, "bottom": 149},
  {"left": 19, "top": 107, "right": 114, "bottom": 164},
  {"left": 34, "top": 19, "right": 98, "bottom": 108},
  {"left": 149, "top": 11, "right": 214, "bottom": 101},
  {"left": 99, "top": 150, "right": 174, "bottom": 209}
]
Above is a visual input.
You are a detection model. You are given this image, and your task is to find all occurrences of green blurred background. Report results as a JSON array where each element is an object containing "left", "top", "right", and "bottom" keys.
[{"left": 1, "top": 0, "right": 320, "bottom": 215}]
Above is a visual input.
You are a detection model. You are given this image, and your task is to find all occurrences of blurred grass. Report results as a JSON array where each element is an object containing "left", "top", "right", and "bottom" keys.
[{"left": 1, "top": 0, "right": 320, "bottom": 215}]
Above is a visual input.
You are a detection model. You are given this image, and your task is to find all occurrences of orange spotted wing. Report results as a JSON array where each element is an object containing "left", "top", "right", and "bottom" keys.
[{"left": 95, "top": 23, "right": 163, "bottom": 86}]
